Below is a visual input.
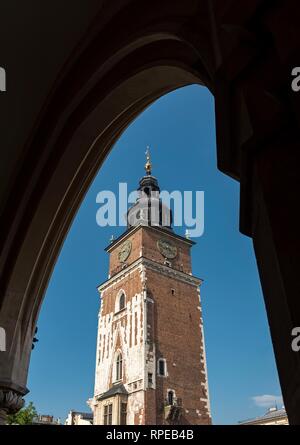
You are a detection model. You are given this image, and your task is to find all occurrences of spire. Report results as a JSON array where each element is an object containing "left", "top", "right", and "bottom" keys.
[
  {"left": 145, "top": 146, "right": 152, "bottom": 175},
  {"left": 126, "top": 145, "right": 173, "bottom": 230}
]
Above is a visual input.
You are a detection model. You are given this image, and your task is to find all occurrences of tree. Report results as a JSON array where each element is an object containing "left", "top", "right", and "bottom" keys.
[{"left": 7, "top": 402, "right": 38, "bottom": 425}]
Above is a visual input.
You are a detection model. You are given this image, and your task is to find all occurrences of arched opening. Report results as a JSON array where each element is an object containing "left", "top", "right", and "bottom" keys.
[
  {"left": 167, "top": 390, "right": 174, "bottom": 406},
  {"left": 9, "top": 84, "right": 281, "bottom": 425},
  {"left": 1, "top": 1, "right": 217, "bottom": 422},
  {"left": 119, "top": 294, "right": 125, "bottom": 312}
]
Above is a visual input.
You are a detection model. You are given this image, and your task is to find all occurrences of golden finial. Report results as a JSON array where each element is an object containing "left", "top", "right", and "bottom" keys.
[{"left": 145, "top": 145, "right": 152, "bottom": 175}]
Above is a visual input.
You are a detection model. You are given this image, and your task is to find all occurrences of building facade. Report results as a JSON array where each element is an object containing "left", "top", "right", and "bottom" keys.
[
  {"left": 88, "top": 154, "right": 211, "bottom": 425},
  {"left": 239, "top": 407, "right": 289, "bottom": 426},
  {"left": 32, "top": 414, "right": 61, "bottom": 425},
  {"left": 65, "top": 410, "right": 93, "bottom": 425}
]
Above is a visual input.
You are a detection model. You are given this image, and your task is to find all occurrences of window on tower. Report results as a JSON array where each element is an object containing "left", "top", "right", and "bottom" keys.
[
  {"left": 158, "top": 358, "right": 167, "bottom": 376},
  {"left": 103, "top": 404, "right": 113, "bottom": 425},
  {"left": 167, "top": 390, "right": 174, "bottom": 406},
  {"left": 119, "top": 293, "right": 125, "bottom": 311},
  {"left": 116, "top": 353, "right": 123, "bottom": 381},
  {"left": 120, "top": 402, "right": 127, "bottom": 425}
]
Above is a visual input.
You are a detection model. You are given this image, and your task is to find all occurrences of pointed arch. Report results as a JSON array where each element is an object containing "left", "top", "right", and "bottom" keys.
[
  {"left": 167, "top": 390, "right": 174, "bottom": 405},
  {"left": 116, "top": 352, "right": 123, "bottom": 381},
  {"left": 119, "top": 293, "right": 125, "bottom": 311},
  {"left": 112, "top": 348, "right": 123, "bottom": 382},
  {"left": 115, "top": 289, "right": 126, "bottom": 313}
]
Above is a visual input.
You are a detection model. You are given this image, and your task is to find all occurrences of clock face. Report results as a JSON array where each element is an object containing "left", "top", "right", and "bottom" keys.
[
  {"left": 118, "top": 240, "right": 132, "bottom": 263},
  {"left": 157, "top": 238, "right": 177, "bottom": 259}
]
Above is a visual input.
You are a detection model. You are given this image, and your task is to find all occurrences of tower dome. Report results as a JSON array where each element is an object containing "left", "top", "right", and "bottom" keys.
[{"left": 127, "top": 147, "right": 172, "bottom": 229}]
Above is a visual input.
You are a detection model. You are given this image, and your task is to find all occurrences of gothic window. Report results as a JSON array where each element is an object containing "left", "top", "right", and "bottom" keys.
[
  {"left": 168, "top": 390, "right": 174, "bottom": 406},
  {"left": 158, "top": 358, "right": 166, "bottom": 376},
  {"left": 119, "top": 293, "right": 125, "bottom": 311},
  {"left": 116, "top": 353, "right": 123, "bottom": 380},
  {"left": 104, "top": 404, "right": 112, "bottom": 425},
  {"left": 120, "top": 402, "right": 127, "bottom": 425}
]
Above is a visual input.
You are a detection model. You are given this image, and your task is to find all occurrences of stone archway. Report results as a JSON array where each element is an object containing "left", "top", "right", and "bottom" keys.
[{"left": 1, "top": 0, "right": 300, "bottom": 424}]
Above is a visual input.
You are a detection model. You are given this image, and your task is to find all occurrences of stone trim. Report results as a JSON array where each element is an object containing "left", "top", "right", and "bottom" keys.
[
  {"left": 105, "top": 225, "right": 195, "bottom": 254},
  {"left": 142, "top": 258, "right": 202, "bottom": 287},
  {"left": 98, "top": 257, "right": 201, "bottom": 292}
]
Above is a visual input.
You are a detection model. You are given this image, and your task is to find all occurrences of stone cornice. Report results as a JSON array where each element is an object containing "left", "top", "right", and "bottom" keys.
[
  {"left": 98, "top": 256, "right": 202, "bottom": 292},
  {"left": 142, "top": 258, "right": 202, "bottom": 287},
  {"left": 105, "top": 225, "right": 195, "bottom": 253},
  {"left": 97, "top": 258, "right": 143, "bottom": 292}
]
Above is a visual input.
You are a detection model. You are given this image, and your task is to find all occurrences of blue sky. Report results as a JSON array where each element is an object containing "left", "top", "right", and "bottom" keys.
[{"left": 27, "top": 85, "right": 282, "bottom": 425}]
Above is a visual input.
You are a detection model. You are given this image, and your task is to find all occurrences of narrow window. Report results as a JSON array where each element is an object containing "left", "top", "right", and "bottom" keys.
[
  {"left": 120, "top": 402, "right": 127, "bottom": 425},
  {"left": 168, "top": 390, "right": 174, "bottom": 406},
  {"left": 103, "top": 404, "right": 113, "bottom": 425},
  {"left": 148, "top": 372, "right": 153, "bottom": 386},
  {"left": 108, "top": 404, "right": 112, "bottom": 425},
  {"left": 171, "top": 288, "right": 175, "bottom": 295},
  {"left": 119, "top": 293, "right": 125, "bottom": 311},
  {"left": 158, "top": 358, "right": 166, "bottom": 376},
  {"left": 103, "top": 405, "right": 107, "bottom": 425},
  {"left": 116, "top": 353, "right": 123, "bottom": 380}
]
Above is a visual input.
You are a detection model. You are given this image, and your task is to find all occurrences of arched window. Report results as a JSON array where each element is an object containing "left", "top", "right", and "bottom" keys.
[
  {"left": 114, "top": 290, "right": 126, "bottom": 313},
  {"left": 168, "top": 390, "right": 174, "bottom": 406},
  {"left": 119, "top": 293, "right": 125, "bottom": 311},
  {"left": 116, "top": 353, "right": 123, "bottom": 380}
]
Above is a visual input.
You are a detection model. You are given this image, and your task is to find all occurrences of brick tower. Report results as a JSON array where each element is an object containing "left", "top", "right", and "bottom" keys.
[{"left": 89, "top": 151, "right": 211, "bottom": 425}]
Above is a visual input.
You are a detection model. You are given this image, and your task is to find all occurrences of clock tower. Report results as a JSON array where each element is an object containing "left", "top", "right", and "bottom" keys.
[{"left": 88, "top": 151, "right": 211, "bottom": 425}]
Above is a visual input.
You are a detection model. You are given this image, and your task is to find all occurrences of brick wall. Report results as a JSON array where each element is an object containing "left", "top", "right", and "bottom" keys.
[{"left": 94, "top": 225, "right": 211, "bottom": 425}]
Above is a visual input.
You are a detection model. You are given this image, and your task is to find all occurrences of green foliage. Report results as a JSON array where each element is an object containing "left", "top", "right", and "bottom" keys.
[{"left": 7, "top": 402, "right": 38, "bottom": 425}]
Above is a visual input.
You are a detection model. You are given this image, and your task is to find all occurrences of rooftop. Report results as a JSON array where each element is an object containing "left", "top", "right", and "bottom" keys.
[
  {"left": 97, "top": 384, "right": 128, "bottom": 401},
  {"left": 239, "top": 407, "right": 287, "bottom": 425}
]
